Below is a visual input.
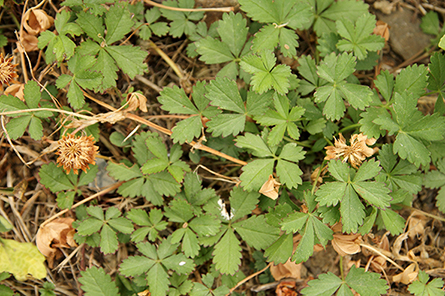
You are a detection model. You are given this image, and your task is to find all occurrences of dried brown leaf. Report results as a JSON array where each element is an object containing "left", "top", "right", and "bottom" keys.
[
  {"left": 23, "top": 9, "right": 54, "bottom": 35},
  {"left": 271, "top": 259, "right": 303, "bottom": 281},
  {"left": 126, "top": 92, "right": 148, "bottom": 112},
  {"left": 392, "top": 263, "right": 418, "bottom": 284},
  {"left": 259, "top": 174, "right": 281, "bottom": 200},
  {"left": 275, "top": 281, "right": 298, "bottom": 296},
  {"left": 332, "top": 233, "right": 362, "bottom": 256},
  {"left": 36, "top": 218, "right": 76, "bottom": 268},
  {"left": 4, "top": 83, "right": 25, "bottom": 101}
]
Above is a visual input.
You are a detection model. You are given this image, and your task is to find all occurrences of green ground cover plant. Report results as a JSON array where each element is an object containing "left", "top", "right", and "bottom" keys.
[{"left": 1, "top": 0, "right": 445, "bottom": 295}]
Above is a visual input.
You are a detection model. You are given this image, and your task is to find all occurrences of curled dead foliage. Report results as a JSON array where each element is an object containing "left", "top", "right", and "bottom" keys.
[
  {"left": 36, "top": 218, "right": 76, "bottom": 268},
  {"left": 271, "top": 259, "right": 303, "bottom": 281},
  {"left": 325, "top": 133, "right": 379, "bottom": 168},
  {"left": 259, "top": 174, "right": 281, "bottom": 200},
  {"left": 4, "top": 83, "right": 25, "bottom": 101},
  {"left": 275, "top": 280, "right": 298, "bottom": 296},
  {"left": 332, "top": 233, "right": 363, "bottom": 257},
  {"left": 23, "top": 9, "right": 54, "bottom": 35}
]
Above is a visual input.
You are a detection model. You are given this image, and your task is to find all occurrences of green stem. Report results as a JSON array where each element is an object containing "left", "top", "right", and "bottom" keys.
[
  {"left": 283, "top": 136, "right": 312, "bottom": 148},
  {"left": 339, "top": 256, "right": 344, "bottom": 280},
  {"left": 311, "top": 159, "right": 327, "bottom": 195},
  {"left": 338, "top": 123, "right": 361, "bottom": 134}
]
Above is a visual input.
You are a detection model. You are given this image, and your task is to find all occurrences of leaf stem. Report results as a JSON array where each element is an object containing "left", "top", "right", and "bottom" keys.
[
  {"left": 283, "top": 136, "right": 312, "bottom": 148},
  {"left": 40, "top": 181, "right": 125, "bottom": 228},
  {"left": 338, "top": 123, "right": 361, "bottom": 134},
  {"left": 144, "top": 0, "right": 234, "bottom": 12},
  {"left": 339, "top": 256, "right": 344, "bottom": 280},
  {"left": 84, "top": 92, "right": 248, "bottom": 166},
  {"left": 226, "top": 262, "right": 273, "bottom": 295}
]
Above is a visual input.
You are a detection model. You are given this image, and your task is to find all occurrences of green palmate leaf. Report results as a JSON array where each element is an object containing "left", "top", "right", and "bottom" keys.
[
  {"left": 0, "top": 239, "right": 46, "bottom": 281},
  {"left": 374, "top": 93, "right": 445, "bottom": 167},
  {"left": 311, "top": 0, "right": 369, "bottom": 36},
  {"left": 316, "top": 160, "right": 391, "bottom": 233},
  {"left": 336, "top": 13, "right": 384, "bottom": 60},
  {"left": 427, "top": 52, "right": 445, "bottom": 114},
  {"left": 233, "top": 215, "right": 279, "bottom": 250},
  {"left": 239, "top": 159, "right": 275, "bottom": 192},
  {"left": 297, "top": 55, "right": 330, "bottom": 95},
  {"left": 105, "top": 3, "right": 134, "bottom": 45},
  {"left": 315, "top": 52, "right": 373, "bottom": 120},
  {"left": 377, "top": 144, "right": 422, "bottom": 195},
  {"left": 235, "top": 132, "right": 274, "bottom": 158},
  {"left": 255, "top": 93, "right": 305, "bottom": 146},
  {"left": 213, "top": 228, "right": 242, "bottom": 275},
  {"left": 239, "top": 0, "right": 312, "bottom": 57},
  {"left": 240, "top": 50, "right": 292, "bottom": 94},
  {"left": 394, "top": 64, "right": 428, "bottom": 98},
  {"left": 105, "top": 45, "right": 148, "bottom": 79},
  {"left": 76, "top": 11, "right": 105, "bottom": 43},
  {"left": 79, "top": 267, "right": 119, "bottom": 296},
  {"left": 264, "top": 233, "right": 293, "bottom": 264},
  {"left": 160, "top": 0, "right": 204, "bottom": 37},
  {"left": 408, "top": 270, "right": 445, "bottom": 296},
  {"left": 302, "top": 266, "right": 388, "bottom": 296},
  {"left": 106, "top": 162, "right": 143, "bottom": 181},
  {"left": 229, "top": 187, "right": 259, "bottom": 221}
]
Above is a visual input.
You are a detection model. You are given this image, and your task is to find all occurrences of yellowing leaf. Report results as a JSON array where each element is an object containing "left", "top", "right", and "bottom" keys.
[{"left": 0, "top": 238, "right": 46, "bottom": 281}]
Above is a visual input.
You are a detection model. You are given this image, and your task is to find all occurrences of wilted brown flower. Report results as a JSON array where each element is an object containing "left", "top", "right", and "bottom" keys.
[
  {"left": 17, "top": 31, "right": 39, "bottom": 53},
  {"left": 56, "top": 133, "right": 99, "bottom": 174},
  {"left": 0, "top": 53, "right": 19, "bottom": 89},
  {"left": 325, "top": 133, "right": 379, "bottom": 168},
  {"left": 23, "top": 9, "right": 54, "bottom": 35},
  {"left": 259, "top": 174, "right": 281, "bottom": 200}
]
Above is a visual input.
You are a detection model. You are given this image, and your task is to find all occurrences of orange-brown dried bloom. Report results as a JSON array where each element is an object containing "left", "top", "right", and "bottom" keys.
[
  {"left": 56, "top": 134, "right": 99, "bottom": 174},
  {"left": 0, "top": 53, "right": 19, "bottom": 89},
  {"left": 325, "top": 133, "right": 379, "bottom": 168}
]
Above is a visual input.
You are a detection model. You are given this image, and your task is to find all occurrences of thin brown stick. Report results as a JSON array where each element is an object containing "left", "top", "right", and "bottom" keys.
[
  {"left": 227, "top": 262, "right": 273, "bottom": 295},
  {"left": 40, "top": 181, "right": 124, "bottom": 228},
  {"left": 84, "top": 92, "right": 248, "bottom": 166},
  {"left": 144, "top": 0, "right": 233, "bottom": 12},
  {"left": 150, "top": 40, "right": 184, "bottom": 79}
]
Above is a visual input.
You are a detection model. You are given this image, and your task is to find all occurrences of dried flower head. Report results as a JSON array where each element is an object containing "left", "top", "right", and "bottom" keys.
[
  {"left": 56, "top": 133, "right": 99, "bottom": 174},
  {"left": 325, "top": 133, "right": 379, "bottom": 168},
  {"left": 0, "top": 53, "right": 19, "bottom": 89},
  {"left": 23, "top": 9, "right": 54, "bottom": 35}
]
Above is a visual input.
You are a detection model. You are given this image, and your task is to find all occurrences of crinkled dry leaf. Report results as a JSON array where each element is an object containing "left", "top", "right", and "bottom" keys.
[
  {"left": 17, "top": 31, "right": 39, "bottom": 52},
  {"left": 407, "top": 214, "right": 427, "bottom": 239},
  {"left": 392, "top": 263, "right": 418, "bottom": 284},
  {"left": 23, "top": 9, "right": 54, "bottom": 35},
  {"left": 4, "top": 83, "right": 25, "bottom": 101},
  {"left": 325, "top": 133, "right": 379, "bottom": 168},
  {"left": 126, "top": 92, "right": 148, "bottom": 112},
  {"left": 36, "top": 218, "right": 76, "bottom": 268},
  {"left": 374, "top": 20, "right": 390, "bottom": 42},
  {"left": 259, "top": 174, "right": 281, "bottom": 200},
  {"left": 271, "top": 259, "right": 303, "bottom": 281},
  {"left": 276, "top": 281, "right": 298, "bottom": 296},
  {"left": 332, "top": 233, "right": 363, "bottom": 257}
]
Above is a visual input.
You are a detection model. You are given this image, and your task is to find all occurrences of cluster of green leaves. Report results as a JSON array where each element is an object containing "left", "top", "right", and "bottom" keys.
[
  {"left": 106, "top": 131, "right": 190, "bottom": 205},
  {"left": 0, "top": 81, "right": 53, "bottom": 140},
  {"left": 4, "top": 0, "right": 445, "bottom": 295},
  {"left": 39, "top": 163, "right": 98, "bottom": 209}
]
